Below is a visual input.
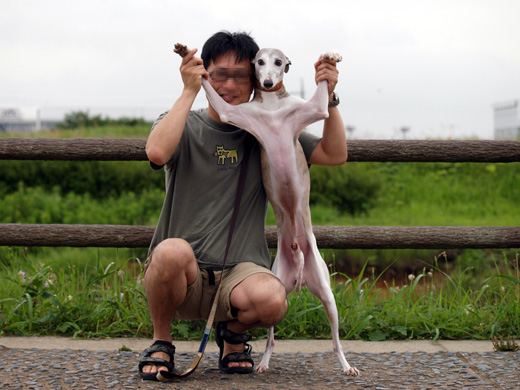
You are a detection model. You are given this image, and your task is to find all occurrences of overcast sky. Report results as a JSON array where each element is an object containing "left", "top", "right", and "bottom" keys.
[{"left": 1, "top": 0, "right": 519, "bottom": 139}]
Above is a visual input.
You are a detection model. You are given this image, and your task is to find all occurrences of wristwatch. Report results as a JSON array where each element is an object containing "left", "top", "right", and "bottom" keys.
[{"left": 328, "top": 92, "right": 340, "bottom": 107}]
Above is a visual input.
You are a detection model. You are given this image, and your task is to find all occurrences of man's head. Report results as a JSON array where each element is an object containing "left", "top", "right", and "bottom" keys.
[
  {"left": 202, "top": 31, "right": 259, "bottom": 117},
  {"left": 201, "top": 31, "right": 259, "bottom": 71}
]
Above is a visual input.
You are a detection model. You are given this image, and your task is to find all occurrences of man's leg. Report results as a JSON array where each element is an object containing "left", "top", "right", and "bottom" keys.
[
  {"left": 224, "top": 273, "right": 287, "bottom": 368},
  {"left": 141, "top": 238, "right": 199, "bottom": 375}
]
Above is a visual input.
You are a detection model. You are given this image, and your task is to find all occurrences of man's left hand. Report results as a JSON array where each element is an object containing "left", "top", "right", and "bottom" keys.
[{"left": 314, "top": 58, "right": 339, "bottom": 95}]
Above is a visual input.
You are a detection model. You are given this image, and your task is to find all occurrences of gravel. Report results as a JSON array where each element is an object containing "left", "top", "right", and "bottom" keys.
[{"left": 1, "top": 345, "right": 519, "bottom": 389}]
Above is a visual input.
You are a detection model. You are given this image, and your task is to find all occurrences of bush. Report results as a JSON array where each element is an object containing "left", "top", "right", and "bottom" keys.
[
  {"left": 309, "top": 163, "right": 382, "bottom": 215},
  {"left": 0, "top": 160, "right": 164, "bottom": 198},
  {"left": 56, "top": 111, "right": 149, "bottom": 129},
  {"left": 0, "top": 184, "right": 164, "bottom": 225},
  {"left": 0, "top": 160, "right": 383, "bottom": 215}
]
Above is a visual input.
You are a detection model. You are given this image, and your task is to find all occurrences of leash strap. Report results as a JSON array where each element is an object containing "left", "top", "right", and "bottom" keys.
[{"left": 158, "top": 135, "right": 253, "bottom": 381}]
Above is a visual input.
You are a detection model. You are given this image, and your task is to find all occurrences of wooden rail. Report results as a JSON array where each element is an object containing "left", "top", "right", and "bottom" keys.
[
  {"left": 1, "top": 138, "right": 520, "bottom": 162},
  {"left": 1, "top": 138, "right": 519, "bottom": 249},
  {"left": 1, "top": 224, "right": 519, "bottom": 249}
]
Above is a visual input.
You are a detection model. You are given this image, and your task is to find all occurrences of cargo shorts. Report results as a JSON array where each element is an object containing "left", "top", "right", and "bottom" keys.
[{"left": 173, "top": 262, "right": 277, "bottom": 322}]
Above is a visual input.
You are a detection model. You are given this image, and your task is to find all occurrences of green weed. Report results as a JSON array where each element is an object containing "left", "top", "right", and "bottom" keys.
[
  {"left": 2, "top": 249, "right": 518, "bottom": 341},
  {"left": 1, "top": 124, "right": 519, "bottom": 341}
]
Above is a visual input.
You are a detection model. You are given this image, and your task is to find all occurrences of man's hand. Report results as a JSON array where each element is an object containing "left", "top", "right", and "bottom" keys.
[
  {"left": 314, "top": 57, "right": 340, "bottom": 96},
  {"left": 179, "top": 47, "right": 208, "bottom": 95},
  {"left": 309, "top": 54, "right": 346, "bottom": 166}
]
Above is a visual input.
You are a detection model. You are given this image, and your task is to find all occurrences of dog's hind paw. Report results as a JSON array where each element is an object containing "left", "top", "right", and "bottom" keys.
[
  {"left": 344, "top": 366, "right": 360, "bottom": 376},
  {"left": 255, "top": 364, "right": 269, "bottom": 373},
  {"left": 320, "top": 50, "right": 343, "bottom": 63}
]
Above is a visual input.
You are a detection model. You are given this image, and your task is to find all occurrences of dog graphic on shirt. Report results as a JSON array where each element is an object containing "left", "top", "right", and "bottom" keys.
[{"left": 214, "top": 145, "right": 238, "bottom": 165}]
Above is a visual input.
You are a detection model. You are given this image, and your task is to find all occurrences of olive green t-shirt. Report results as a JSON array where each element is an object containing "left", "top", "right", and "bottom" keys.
[{"left": 147, "top": 108, "right": 320, "bottom": 271}]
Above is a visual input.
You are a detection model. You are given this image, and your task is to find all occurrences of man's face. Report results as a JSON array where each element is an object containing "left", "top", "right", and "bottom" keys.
[{"left": 206, "top": 52, "right": 254, "bottom": 120}]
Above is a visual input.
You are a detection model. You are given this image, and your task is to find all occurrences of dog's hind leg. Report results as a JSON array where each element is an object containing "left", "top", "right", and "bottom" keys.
[
  {"left": 256, "top": 231, "right": 303, "bottom": 373},
  {"left": 256, "top": 324, "right": 275, "bottom": 373},
  {"left": 256, "top": 250, "right": 284, "bottom": 373},
  {"left": 303, "top": 234, "right": 359, "bottom": 376}
]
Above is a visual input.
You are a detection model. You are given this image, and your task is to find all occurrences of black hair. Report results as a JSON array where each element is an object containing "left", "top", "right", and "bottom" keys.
[{"left": 201, "top": 31, "right": 259, "bottom": 70}]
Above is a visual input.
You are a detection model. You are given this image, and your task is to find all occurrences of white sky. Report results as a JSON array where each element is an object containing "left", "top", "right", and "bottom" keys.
[{"left": 1, "top": 0, "right": 519, "bottom": 139}]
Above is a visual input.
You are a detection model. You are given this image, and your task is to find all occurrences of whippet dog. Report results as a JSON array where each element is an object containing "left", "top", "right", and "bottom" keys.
[{"left": 175, "top": 45, "right": 359, "bottom": 376}]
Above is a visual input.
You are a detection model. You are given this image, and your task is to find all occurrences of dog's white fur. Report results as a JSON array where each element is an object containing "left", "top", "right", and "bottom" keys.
[{"left": 201, "top": 48, "right": 359, "bottom": 376}]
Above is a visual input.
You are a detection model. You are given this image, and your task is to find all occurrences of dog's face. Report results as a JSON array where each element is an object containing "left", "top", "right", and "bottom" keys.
[{"left": 252, "top": 48, "right": 291, "bottom": 90}]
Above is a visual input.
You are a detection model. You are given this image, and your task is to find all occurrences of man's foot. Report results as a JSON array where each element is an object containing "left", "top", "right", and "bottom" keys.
[
  {"left": 138, "top": 340, "right": 176, "bottom": 380},
  {"left": 222, "top": 340, "right": 253, "bottom": 369},
  {"left": 215, "top": 322, "right": 254, "bottom": 374}
]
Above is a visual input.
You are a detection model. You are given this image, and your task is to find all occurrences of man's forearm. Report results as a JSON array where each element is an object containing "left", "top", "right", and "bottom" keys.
[
  {"left": 146, "top": 89, "right": 198, "bottom": 166},
  {"left": 310, "top": 106, "right": 347, "bottom": 166}
]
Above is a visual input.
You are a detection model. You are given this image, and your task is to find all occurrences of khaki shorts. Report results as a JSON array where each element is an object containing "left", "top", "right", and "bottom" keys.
[{"left": 174, "top": 262, "right": 276, "bottom": 322}]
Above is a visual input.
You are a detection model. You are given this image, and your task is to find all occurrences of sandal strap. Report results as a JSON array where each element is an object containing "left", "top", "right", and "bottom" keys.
[
  {"left": 142, "top": 340, "right": 175, "bottom": 357},
  {"left": 139, "top": 340, "right": 175, "bottom": 367},
  {"left": 219, "top": 326, "right": 252, "bottom": 345},
  {"left": 220, "top": 344, "right": 254, "bottom": 366},
  {"left": 138, "top": 356, "right": 175, "bottom": 373},
  {"left": 138, "top": 340, "right": 176, "bottom": 380}
]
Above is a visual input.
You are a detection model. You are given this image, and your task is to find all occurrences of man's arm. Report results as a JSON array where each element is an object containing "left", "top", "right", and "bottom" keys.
[
  {"left": 308, "top": 58, "right": 348, "bottom": 166},
  {"left": 146, "top": 48, "right": 208, "bottom": 166}
]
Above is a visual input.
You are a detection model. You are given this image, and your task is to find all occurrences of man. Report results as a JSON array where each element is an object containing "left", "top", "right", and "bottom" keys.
[{"left": 139, "top": 31, "right": 347, "bottom": 379}]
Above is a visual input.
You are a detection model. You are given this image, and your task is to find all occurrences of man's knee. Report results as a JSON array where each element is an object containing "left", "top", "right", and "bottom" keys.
[
  {"left": 145, "top": 238, "right": 197, "bottom": 282},
  {"left": 261, "top": 286, "right": 287, "bottom": 325},
  {"left": 151, "top": 238, "right": 194, "bottom": 265},
  {"left": 233, "top": 274, "right": 287, "bottom": 325}
]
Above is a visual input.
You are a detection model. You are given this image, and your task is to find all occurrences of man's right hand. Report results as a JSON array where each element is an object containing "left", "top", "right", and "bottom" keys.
[
  {"left": 180, "top": 48, "right": 208, "bottom": 94},
  {"left": 146, "top": 48, "right": 207, "bottom": 167}
]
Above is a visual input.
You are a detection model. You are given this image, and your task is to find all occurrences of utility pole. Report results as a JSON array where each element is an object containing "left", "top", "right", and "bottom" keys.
[{"left": 401, "top": 126, "right": 410, "bottom": 139}]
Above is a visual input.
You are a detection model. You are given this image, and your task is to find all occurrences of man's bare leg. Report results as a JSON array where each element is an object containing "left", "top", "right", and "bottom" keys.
[
  {"left": 224, "top": 273, "right": 287, "bottom": 368},
  {"left": 141, "top": 238, "right": 198, "bottom": 375}
]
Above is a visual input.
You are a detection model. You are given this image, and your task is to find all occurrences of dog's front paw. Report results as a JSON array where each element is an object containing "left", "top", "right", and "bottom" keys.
[
  {"left": 173, "top": 43, "right": 189, "bottom": 57},
  {"left": 320, "top": 50, "right": 343, "bottom": 63}
]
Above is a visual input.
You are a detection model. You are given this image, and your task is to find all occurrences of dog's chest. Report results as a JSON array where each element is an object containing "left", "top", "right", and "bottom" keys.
[{"left": 253, "top": 90, "right": 301, "bottom": 112}]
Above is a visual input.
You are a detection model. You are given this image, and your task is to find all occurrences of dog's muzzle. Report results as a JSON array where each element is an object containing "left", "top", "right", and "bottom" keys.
[{"left": 263, "top": 80, "right": 274, "bottom": 89}]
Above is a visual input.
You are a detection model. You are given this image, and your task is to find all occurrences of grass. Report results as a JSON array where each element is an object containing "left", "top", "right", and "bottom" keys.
[
  {"left": 1, "top": 248, "right": 518, "bottom": 341},
  {"left": 492, "top": 334, "right": 520, "bottom": 351},
  {"left": 0, "top": 123, "right": 152, "bottom": 139},
  {"left": 1, "top": 124, "right": 519, "bottom": 341}
]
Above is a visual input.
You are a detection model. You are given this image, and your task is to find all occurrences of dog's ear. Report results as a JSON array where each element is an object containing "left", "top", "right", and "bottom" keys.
[{"left": 284, "top": 58, "right": 291, "bottom": 73}]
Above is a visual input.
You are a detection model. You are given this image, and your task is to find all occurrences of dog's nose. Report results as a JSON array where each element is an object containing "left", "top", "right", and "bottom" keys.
[{"left": 263, "top": 80, "right": 274, "bottom": 89}]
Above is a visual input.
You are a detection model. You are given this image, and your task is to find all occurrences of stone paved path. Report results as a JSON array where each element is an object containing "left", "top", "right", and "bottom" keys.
[{"left": 1, "top": 345, "right": 519, "bottom": 389}]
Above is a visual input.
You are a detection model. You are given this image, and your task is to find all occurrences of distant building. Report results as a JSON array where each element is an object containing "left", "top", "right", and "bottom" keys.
[
  {"left": 493, "top": 100, "right": 520, "bottom": 140},
  {"left": 0, "top": 105, "right": 162, "bottom": 133},
  {"left": 0, "top": 107, "right": 58, "bottom": 132}
]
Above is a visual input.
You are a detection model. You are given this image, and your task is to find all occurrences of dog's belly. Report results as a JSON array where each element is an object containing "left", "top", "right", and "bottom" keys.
[{"left": 259, "top": 135, "right": 310, "bottom": 223}]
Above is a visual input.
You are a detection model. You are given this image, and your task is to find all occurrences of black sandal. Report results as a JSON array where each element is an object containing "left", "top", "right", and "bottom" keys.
[
  {"left": 215, "top": 321, "right": 254, "bottom": 374},
  {"left": 138, "top": 340, "right": 176, "bottom": 381}
]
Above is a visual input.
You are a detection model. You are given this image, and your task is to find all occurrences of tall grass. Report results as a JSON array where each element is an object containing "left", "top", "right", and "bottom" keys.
[
  {"left": 1, "top": 124, "right": 519, "bottom": 340},
  {"left": 1, "top": 248, "right": 518, "bottom": 340}
]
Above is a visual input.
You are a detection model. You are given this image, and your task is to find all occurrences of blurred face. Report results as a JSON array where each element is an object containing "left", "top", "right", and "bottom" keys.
[{"left": 206, "top": 52, "right": 254, "bottom": 122}]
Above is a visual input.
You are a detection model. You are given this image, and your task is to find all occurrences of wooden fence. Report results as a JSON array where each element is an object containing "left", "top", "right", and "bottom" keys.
[{"left": 1, "top": 138, "right": 519, "bottom": 249}]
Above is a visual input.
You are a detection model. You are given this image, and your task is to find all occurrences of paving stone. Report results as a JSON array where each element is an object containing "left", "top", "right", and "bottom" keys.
[{"left": 0, "top": 346, "right": 519, "bottom": 389}]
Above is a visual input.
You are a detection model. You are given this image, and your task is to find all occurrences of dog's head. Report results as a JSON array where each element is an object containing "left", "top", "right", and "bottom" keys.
[{"left": 251, "top": 48, "right": 291, "bottom": 90}]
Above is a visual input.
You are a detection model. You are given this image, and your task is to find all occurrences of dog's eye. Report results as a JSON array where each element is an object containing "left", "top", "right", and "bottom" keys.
[
  {"left": 275, "top": 59, "right": 282, "bottom": 66},
  {"left": 258, "top": 59, "right": 265, "bottom": 66}
]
